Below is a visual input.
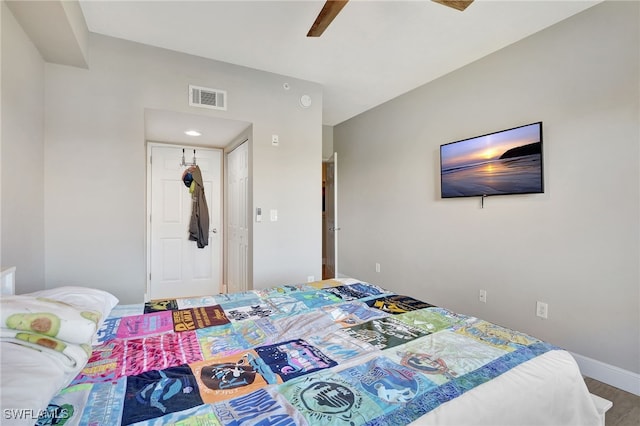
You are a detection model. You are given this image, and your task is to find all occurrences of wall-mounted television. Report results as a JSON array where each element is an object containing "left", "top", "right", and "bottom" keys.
[{"left": 440, "top": 122, "right": 543, "bottom": 198}]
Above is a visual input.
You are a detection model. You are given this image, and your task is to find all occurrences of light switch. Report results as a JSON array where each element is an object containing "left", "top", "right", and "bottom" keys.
[
  {"left": 272, "top": 135, "right": 279, "bottom": 146},
  {"left": 256, "top": 208, "right": 262, "bottom": 222},
  {"left": 270, "top": 209, "right": 278, "bottom": 222}
]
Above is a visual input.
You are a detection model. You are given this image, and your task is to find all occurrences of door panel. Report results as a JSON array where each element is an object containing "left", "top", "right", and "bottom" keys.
[
  {"left": 227, "top": 142, "right": 249, "bottom": 293},
  {"left": 149, "top": 145, "right": 222, "bottom": 300}
]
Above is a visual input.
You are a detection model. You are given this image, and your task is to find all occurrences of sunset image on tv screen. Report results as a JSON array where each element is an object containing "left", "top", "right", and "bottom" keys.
[{"left": 440, "top": 122, "right": 543, "bottom": 198}]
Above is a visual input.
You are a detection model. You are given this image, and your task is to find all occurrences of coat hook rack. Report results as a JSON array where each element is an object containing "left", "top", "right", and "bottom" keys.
[{"left": 181, "top": 149, "right": 197, "bottom": 167}]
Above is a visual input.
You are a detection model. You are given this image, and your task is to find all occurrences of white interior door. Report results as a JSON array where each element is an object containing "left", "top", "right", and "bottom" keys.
[
  {"left": 226, "top": 142, "right": 249, "bottom": 293},
  {"left": 325, "top": 152, "right": 338, "bottom": 278},
  {"left": 148, "top": 145, "right": 222, "bottom": 300}
]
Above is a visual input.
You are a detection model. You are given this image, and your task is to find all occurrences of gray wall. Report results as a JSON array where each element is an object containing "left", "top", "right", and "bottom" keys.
[
  {"left": 322, "top": 125, "right": 334, "bottom": 160},
  {"left": 335, "top": 1, "right": 639, "bottom": 374},
  {"left": 3, "top": 12, "right": 323, "bottom": 302},
  {"left": 1, "top": 2, "right": 46, "bottom": 293}
]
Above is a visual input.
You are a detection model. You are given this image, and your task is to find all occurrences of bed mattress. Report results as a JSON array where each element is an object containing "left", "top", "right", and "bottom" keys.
[{"left": 1, "top": 279, "right": 600, "bottom": 425}]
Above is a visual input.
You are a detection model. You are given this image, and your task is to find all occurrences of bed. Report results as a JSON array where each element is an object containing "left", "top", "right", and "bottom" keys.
[{"left": 1, "top": 278, "right": 603, "bottom": 425}]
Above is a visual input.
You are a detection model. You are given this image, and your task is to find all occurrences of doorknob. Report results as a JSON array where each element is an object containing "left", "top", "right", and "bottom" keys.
[
  {"left": 211, "top": 228, "right": 217, "bottom": 234},
  {"left": 329, "top": 227, "right": 341, "bottom": 231}
]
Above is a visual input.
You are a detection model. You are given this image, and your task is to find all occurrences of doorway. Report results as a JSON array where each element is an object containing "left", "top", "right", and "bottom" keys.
[
  {"left": 323, "top": 152, "right": 338, "bottom": 279},
  {"left": 146, "top": 143, "right": 223, "bottom": 300}
]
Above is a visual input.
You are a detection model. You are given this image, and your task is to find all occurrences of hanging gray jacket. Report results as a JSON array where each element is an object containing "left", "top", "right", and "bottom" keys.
[{"left": 188, "top": 165, "right": 209, "bottom": 248}]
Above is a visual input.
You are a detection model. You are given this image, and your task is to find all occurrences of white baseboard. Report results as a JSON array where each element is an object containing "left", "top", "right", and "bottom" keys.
[{"left": 571, "top": 351, "right": 640, "bottom": 396}]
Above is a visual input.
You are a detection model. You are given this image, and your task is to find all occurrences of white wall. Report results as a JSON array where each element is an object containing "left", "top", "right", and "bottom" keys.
[
  {"left": 1, "top": 2, "right": 46, "bottom": 293},
  {"left": 335, "top": 1, "right": 639, "bottom": 375},
  {"left": 38, "top": 34, "right": 322, "bottom": 303}
]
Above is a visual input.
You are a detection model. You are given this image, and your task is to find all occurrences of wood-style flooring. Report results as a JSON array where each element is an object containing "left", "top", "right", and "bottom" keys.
[{"left": 584, "top": 377, "right": 640, "bottom": 426}]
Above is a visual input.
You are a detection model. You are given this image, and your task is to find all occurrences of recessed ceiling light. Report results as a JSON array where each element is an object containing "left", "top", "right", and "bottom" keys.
[{"left": 184, "top": 130, "right": 201, "bottom": 137}]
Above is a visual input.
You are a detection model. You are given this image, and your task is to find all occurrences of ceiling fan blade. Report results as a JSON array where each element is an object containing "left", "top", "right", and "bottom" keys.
[
  {"left": 307, "top": 0, "right": 349, "bottom": 37},
  {"left": 432, "top": 0, "right": 474, "bottom": 12}
]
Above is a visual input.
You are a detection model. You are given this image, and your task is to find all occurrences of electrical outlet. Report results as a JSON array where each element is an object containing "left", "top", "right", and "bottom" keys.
[
  {"left": 536, "top": 301, "right": 548, "bottom": 319},
  {"left": 307, "top": 276, "right": 315, "bottom": 282},
  {"left": 375, "top": 263, "right": 380, "bottom": 273},
  {"left": 479, "top": 289, "right": 487, "bottom": 303}
]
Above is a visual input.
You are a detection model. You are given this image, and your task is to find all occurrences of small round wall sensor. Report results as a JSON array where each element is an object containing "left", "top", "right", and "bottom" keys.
[
  {"left": 300, "top": 94, "right": 312, "bottom": 108},
  {"left": 283, "top": 82, "right": 290, "bottom": 90}
]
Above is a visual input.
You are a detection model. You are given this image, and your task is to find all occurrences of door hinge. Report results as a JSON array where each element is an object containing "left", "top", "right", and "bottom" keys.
[{"left": 149, "top": 156, "right": 152, "bottom": 164}]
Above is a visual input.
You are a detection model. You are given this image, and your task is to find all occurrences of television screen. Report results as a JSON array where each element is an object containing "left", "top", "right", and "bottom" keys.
[{"left": 440, "top": 122, "right": 543, "bottom": 198}]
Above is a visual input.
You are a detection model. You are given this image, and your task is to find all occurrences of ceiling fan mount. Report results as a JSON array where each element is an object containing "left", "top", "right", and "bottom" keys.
[{"left": 307, "top": 0, "right": 474, "bottom": 37}]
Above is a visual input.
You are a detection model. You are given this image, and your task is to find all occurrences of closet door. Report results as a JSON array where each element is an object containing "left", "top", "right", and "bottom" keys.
[
  {"left": 226, "top": 141, "right": 249, "bottom": 293},
  {"left": 148, "top": 145, "right": 222, "bottom": 300}
]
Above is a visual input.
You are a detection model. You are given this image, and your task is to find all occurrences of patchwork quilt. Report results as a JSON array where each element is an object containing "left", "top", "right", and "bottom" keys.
[{"left": 39, "top": 279, "right": 556, "bottom": 426}]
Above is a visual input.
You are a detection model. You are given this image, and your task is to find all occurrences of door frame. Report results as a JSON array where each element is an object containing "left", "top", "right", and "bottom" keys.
[{"left": 145, "top": 141, "right": 224, "bottom": 301}]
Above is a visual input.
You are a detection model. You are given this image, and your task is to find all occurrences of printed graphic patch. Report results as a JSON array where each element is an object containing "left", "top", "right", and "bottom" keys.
[
  {"left": 232, "top": 317, "right": 279, "bottom": 348},
  {"left": 211, "top": 388, "right": 301, "bottom": 426},
  {"left": 339, "top": 356, "right": 436, "bottom": 415},
  {"left": 385, "top": 331, "right": 507, "bottom": 385},
  {"left": 366, "top": 295, "right": 434, "bottom": 314},
  {"left": 344, "top": 282, "right": 392, "bottom": 299},
  {"left": 305, "top": 330, "right": 373, "bottom": 363},
  {"left": 255, "top": 284, "right": 315, "bottom": 298},
  {"left": 144, "top": 299, "right": 179, "bottom": 314},
  {"left": 278, "top": 371, "right": 383, "bottom": 425},
  {"left": 342, "top": 316, "right": 428, "bottom": 350},
  {"left": 197, "top": 324, "right": 247, "bottom": 359},
  {"left": 108, "top": 304, "right": 144, "bottom": 318},
  {"left": 322, "top": 285, "right": 371, "bottom": 301},
  {"left": 322, "top": 301, "right": 389, "bottom": 327},
  {"left": 73, "top": 333, "right": 203, "bottom": 384},
  {"left": 212, "top": 291, "right": 259, "bottom": 304},
  {"left": 122, "top": 365, "right": 203, "bottom": 425},
  {"left": 176, "top": 296, "right": 218, "bottom": 310},
  {"left": 289, "top": 290, "right": 343, "bottom": 309},
  {"left": 122, "top": 332, "right": 203, "bottom": 376},
  {"left": 172, "top": 306, "right": 229, "bottom": 332},
  {"left": 222, "top": 303, "right": 277, "bottom": 322},
  {"left": 80, "top": 378, "right": 127, "bottom": 425},
  {"left": 306, "top": 279, "right": 342, "bottom": 289},
  {"left": 189, "top": 351, "right": 279, "bottom": 403},
  {"left": 393, "top": 308, "right": 464, "bottom": 334},
  {"left": 264, "top": 295, "right": 310, "bottom": 317},
  {"left": 272, "top": 310, "right": 341, "bottom": 342},
  {"left": 456, "top": 320, "right": 540, "bottom": 351},
  {"left": 72, "top": 341, "right": 121, "bottom": 384},
  {"left": 255, "top": 339, "right": 337, "bottom": 382},
  {"left": 117, "top": 311, "right": 174, "bottom": 339}
]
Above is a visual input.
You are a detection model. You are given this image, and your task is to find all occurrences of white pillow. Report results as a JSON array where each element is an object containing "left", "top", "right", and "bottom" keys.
[{"left": 25, "top": 286, "right": 119, "bottom": 327}]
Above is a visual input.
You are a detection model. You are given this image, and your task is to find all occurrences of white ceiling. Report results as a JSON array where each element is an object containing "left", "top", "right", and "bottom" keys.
[
  {"left": 79, "top": 0, "right": 602, "bottom": 126},
  {"left": 145, "top": 109, "right": 251, "bottom": 147}
]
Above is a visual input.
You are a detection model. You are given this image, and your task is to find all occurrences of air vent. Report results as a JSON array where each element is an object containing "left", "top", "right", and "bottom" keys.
[{"left": 189, "top": 85, "right": 227, "bottom": 110}]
